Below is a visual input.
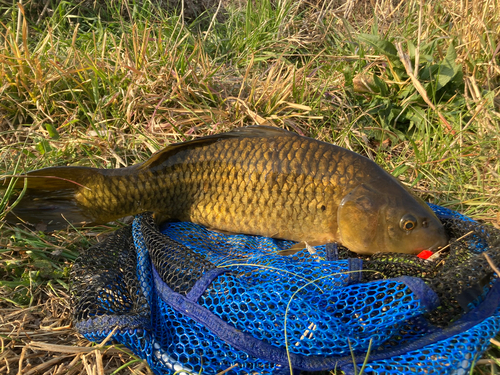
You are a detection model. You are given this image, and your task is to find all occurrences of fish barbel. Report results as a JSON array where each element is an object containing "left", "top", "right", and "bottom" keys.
[{"left": 2, "top": 126, "right": 447, "bottom": 254}]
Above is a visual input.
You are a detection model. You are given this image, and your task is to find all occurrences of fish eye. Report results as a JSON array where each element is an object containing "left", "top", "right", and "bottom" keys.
[{"left": 400, "top": 214, "right": 417, "bottom": 231}]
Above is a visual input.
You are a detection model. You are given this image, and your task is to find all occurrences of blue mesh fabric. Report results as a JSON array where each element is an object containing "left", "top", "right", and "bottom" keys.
[
  {"left": 345, "top": 313, "right": 500, "bottom": 375},
  {"left": 341, "top": 281, "right": 500, "bottom": 375},
  {"left": 72, "top": 204, "right": 500, "bottom": 374}
]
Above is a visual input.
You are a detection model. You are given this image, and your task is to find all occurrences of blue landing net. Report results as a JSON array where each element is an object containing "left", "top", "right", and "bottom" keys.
[{"left": 72, "top": 205, "right": 500, "bottom": 374}]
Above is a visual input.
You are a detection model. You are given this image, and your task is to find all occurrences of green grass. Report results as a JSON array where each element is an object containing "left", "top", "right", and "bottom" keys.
[{"left": 0, "top": 0, "right": 499, "bottom": 373}]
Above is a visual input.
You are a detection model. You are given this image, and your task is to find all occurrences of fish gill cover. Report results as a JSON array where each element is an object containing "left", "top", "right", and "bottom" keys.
[{"left": 70, "top": 204, "right": 500, "bottom": 374}]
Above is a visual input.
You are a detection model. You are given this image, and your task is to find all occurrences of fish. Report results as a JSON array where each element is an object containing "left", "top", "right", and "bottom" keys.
[{"left": 1, "top": 126, "right": 448, "bottom": 254}]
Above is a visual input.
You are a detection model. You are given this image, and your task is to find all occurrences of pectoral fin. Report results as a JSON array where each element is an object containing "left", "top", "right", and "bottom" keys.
[{"left": 276, "top": 240, "right": 325, "bottom": 256}]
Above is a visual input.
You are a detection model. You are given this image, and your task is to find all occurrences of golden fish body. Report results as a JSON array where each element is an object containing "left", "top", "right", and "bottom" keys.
[{"left": 5, "top": 126, "right": 447, "bottom": 254}]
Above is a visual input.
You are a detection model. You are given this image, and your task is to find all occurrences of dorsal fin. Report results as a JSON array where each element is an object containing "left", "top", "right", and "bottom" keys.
[
  {"left": 225, "top": 125, "right": 295, "bottom": 137},
  {"left": 136, "top": 126, "right": 297, "bottom": 171}
]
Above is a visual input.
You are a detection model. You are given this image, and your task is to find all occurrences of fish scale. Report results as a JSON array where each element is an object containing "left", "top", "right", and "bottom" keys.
[
  {"left": 4, "top": 126, "right": 448, "bottom": 254},
  {"left": 143, "top": 135, "right": 326, "bottom": 240}
]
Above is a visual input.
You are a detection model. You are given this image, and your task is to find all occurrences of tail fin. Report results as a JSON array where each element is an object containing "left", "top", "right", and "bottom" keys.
[{"left": 1, "top": 166, "right": 100, "bottom": 231}]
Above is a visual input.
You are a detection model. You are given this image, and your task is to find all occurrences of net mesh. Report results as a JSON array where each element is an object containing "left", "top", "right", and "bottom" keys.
[{"left": 71, "top": 204, "right": 500, "bottom": 374}]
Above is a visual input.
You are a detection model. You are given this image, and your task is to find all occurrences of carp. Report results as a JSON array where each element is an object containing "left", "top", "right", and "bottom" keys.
[{"left": 2, "top": 126, "right": 447, "bottom": 254}]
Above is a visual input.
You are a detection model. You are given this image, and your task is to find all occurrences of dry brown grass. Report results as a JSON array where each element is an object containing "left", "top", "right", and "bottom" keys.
[{"left": 0, "top": 284, "right": 153, "bottom": 375}]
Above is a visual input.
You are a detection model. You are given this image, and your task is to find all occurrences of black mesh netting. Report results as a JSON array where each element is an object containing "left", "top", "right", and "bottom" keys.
[{"left": 71, "top": 204, "right": 500, "bottom": 375}]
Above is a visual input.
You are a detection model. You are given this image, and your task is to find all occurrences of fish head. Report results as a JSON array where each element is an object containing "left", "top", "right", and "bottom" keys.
[{"left": 337, "top": 183, "right": 448, "bottom": 255}]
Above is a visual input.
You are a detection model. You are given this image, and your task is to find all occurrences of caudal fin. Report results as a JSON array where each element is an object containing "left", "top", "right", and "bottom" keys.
[{"left": 1, "top": 166, "right": 100, "bottom": 231}]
